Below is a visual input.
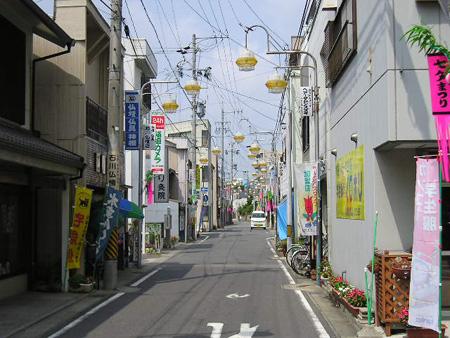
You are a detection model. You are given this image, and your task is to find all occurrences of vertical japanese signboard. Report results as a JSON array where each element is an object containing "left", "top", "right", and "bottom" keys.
[
  {"left": 409, "top": 158, "right": 440, "bottom": 332},
  {"left": 299, "top": 87, "right": 313, "bottom": 117},
  {"left": 67, "top": 187, "right": 93, "bottom": 269},
  {"left": 427, "top": 54, "right": 450, "bottom": 182},
  {"left": 154, "top": 173, "right": 169, "bottom": 203},
  {"left": 150, "top": 111, "right": 165, "bottom": 174},
  {"left": 336, "top": 146, "right": 365, "bottom": 220},
  {"left": 125, "top": 90, "right": 140, "bottom": 150},
  {"left": 294, "top": 163, "right": 318, "bottom": 236},
  {"left": 95, "top": 186, "right": 123, "bottom": 261}
]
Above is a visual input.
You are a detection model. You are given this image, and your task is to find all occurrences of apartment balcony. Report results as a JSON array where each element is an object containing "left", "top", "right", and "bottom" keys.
[{"left": 124, "top": 38, "right": 158, "bottom": 79}]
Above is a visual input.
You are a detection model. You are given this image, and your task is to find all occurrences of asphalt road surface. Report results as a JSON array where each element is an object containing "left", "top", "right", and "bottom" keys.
[{"left": 49, "top": 223, "right": 332, "bottom": 338}]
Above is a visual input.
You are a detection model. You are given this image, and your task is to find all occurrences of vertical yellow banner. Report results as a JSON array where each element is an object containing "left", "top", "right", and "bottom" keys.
[
  {"left": 336, "top": 146, "right": 365, "bottom": 220},
  {"left": 67, "top": 187, "right": 93, "bottom": 270}
]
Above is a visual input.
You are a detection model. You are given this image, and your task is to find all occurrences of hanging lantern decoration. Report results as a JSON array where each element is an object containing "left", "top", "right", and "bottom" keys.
[
  {"left": 249, "top": 142, "right": 261, "bottom": 154},
  {"left": 184, "top": 80, "right": 201, "bottom": 96},
  {"left": 260, "top": 167, "right": 267, "bottom": 173},
  {"left": 235, "top": 49, "right": 258, "bottom": 71},
  {"left": 259, "top": 160, "right": 267, "bottom": 168},
  {"left": 233, "top": 132, "right": 245, "bottom": 143},
  {"left": 248, "top": 152, "right": 256, "bottom": 159},
  {"left": 251, "top": 172, "right": 258, "bottom": 177},
  {"left": 265, "top": 73, "right": 288, "bottom": 94},
  {"left": 212, "top": 147, "right": 222, "bottom": 155},
  {"left": 199, "top": 156, "right": 208, "bottom": 165},
  {"left": 162, "top": 96, "right": 179, "bottom": 114},
  {"left": 252, "top": 161, "right": 260, "bottom": 169}
]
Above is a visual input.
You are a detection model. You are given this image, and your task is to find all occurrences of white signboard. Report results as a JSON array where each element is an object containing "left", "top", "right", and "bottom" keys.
[
  {"left": 299, "top": 87, "right": 313, "bottom": 117},
  {"left": 150, "top": 111, "right": 165, "bottom": 174}
]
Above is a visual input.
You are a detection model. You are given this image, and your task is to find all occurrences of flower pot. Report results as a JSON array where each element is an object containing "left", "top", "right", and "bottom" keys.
[
  {"left": 70, "top": 282, "right": 93, "bottom": 293},
  {"left": 331, "top": 288, "right": 364, "bottom": 317},
  {"left": 407, "top": 325, "right": 447, "bottom": 338}
]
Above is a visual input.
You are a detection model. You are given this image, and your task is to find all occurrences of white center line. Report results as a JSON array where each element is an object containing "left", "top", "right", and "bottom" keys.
[
  {"left": 201, "top": 235, "right": 209, "bottom": 242},
  {"left": 47, "top": 292, "right": 125, "bottom": 338},
  {"left": 266, "top": 239, "right": 330, "bottom": 338},
  {"left": 130, "top": 268, "right": 161, "bottom": 287}
]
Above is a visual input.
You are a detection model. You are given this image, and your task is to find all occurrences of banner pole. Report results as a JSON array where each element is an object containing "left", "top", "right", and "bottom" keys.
[
  {"left": 439, "top": 161, "right": 443, "bottom": 338},
  {"left": 368, "top": 211, "right": 378, "bottom": 325}
]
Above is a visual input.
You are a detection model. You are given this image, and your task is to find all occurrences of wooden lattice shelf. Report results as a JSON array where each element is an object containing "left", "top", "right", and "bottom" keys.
[{"left": 374, "top": 250, "right": 412, "bottom": 336}]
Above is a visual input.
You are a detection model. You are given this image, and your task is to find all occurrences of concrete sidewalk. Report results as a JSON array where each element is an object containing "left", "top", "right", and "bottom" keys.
[{"left": 0, "top": 245, "right": 185, "bottom": 338}]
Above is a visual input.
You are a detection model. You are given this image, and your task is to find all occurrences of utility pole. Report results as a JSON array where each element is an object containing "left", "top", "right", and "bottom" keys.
[
  {"left": 105, "top": 0, "right": 123, "bottom": 290},
  {"left": 286, "top": 83, "right": 293, "bottom": 251},
  {"left": 191, "top": 34, "right": 198, "bottom": 239},
  {"left": 221, "top": 109, "right": 225, "bottom": 228}
]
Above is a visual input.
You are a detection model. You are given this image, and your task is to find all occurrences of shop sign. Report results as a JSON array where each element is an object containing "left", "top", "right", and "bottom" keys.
[
  {"left": 143, "top": 124, "right": 153, "bottom": 150},
  {"left": 150, "top": 111, "right": 165, "bottom": 174},
  {"left": 125, "top": 90, "right": 140, "bottom": 150},
  {"left": 409, "top": 158, "right": 440, "bottom": 332},
  {"left": 107, "top": 154, "right": 118, "bottom": 187},
  {"left": 67, "top": 187, "right": 93, "bottom": 269},
  {"left": 154, "top": 173, "right": 169, "bottom": 203},
  {"left": 427, "top": 54, "right": 450, "bottom": 115},
  {"left": 294, "top": 163, "right": 318, "bottom": 236},
  {"left": 336, "top": 146, "right": 365, "bottom": 220},
  {"left": 299, "top": 87, "right": 313, "bottom": 116},
  {"left": 95, "top": 186, "right": 123, "bottom": 261}
]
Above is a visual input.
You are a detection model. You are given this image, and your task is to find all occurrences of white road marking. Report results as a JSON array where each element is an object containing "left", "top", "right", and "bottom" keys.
[
  {"left": 228, "top": 323, "right": 259, "bottom": 338},
  {"left": 207, "top": 322, "right": 224, "bottom": 338},
  {"left": 130, "top": 268, "right": 161, "bottom": 287},
  {"left": 47, "top": 292, "right": 125, "bottom": 338},
  {"left": 266, "top": 239, "right": 330, "bottom": 338},
  {"left": 201, "top": 235, "right": 210, "bottom": 242},
  {"left": 226, "top": 293, "right": 250, "bottom": 299}
]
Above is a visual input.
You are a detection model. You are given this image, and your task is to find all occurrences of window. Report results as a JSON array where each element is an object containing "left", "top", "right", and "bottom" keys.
[
  {"left": 86, "top": 97, "right": 108, "bottom": 144},
  {"left": 0, "top": 15, "right": 26, "bottom": 125},
  {"left": 201, "top": 130, "right": 208, "bottom": 147},
  {"left": 302, "top": 116, "right": 310, "bottom": 152},
  {"left": 321, "top": 0, "right": 357, "bottom": 87}
]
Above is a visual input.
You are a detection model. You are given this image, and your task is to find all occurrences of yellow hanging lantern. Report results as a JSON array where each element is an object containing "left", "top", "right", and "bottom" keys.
[
  {"left": 259, "top": 160, "right": 267, "bottom": 168},
  {"left": 199, "top": 156, "right": 208, "bottom": 165},
  {"left": 249, "top": 142, "right": 261, "bottom": 154},
  {"left": 265, "top": 73, "right": 287, "bottom": 94},
  {"left": 233, "top": 132, "right": 245, "bottom": 143},
  {"left": 212, "top": 147, "right": 222, "bottom": 155},
  {"left": 235, "top": 49, "right": 258, "bottom": 71},
  {"left": 162, "top": 96, "right": 179, "bottom": 113},
  {"left": 252, "top": 161, "right": 260, "bottom": 169},
  {"left": 248, "top": 152, "right": 256, "bottom": 159},
  {"left": 184, "top": 80, "right": 201, "bottom": 96}
]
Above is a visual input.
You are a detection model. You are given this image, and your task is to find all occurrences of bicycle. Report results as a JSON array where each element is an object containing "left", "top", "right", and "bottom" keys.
[{"left": 285, "top": 243, "right": 311, "bottom": 275}]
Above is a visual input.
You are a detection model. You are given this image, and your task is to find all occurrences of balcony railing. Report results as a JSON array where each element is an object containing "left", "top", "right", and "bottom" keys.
[{"left": 86, "top": 97, "right": 107, "bottom": 144}]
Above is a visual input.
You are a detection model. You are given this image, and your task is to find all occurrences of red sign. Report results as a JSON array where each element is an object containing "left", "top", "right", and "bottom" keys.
[
  {"left": 427, "top": 54, "right": 450, "bottom": 114},
  {"left": 151, "top": 115, "right": 165, "bottom": 129}
]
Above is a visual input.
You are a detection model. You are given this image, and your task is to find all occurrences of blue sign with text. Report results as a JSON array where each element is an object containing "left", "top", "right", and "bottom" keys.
[{"left": 125, "top": 91, "right": 140, "bottom": 150}]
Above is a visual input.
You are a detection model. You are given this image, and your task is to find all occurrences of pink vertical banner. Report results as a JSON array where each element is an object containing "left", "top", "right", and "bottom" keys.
[
  {"left": 408, "top": 158, "right": 440, "bottom": 332},
  {"left": 147, "top": 180, "right": 154, "bottom": 205}
]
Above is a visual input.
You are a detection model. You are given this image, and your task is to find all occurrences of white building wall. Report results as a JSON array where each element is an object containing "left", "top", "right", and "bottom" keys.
[{"left": 299, "top": 0, "right": 448, "bottom": 288}]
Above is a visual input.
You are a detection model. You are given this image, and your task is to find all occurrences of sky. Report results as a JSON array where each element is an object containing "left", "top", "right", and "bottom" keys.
[{"left": 34, "top": 0, "right": 306, "bottom": 179}]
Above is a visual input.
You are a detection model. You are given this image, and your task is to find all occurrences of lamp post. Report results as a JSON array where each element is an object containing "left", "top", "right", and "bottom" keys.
[
  {"left": 139, "top": 79, "right": 178, "bottom": 269},
  {"left": 238, "top": 25, "right": 322, "bottom": 285}
]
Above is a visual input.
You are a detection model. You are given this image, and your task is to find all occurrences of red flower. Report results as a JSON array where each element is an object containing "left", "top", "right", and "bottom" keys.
[{"left": 304, "top": 196, "right": 314, "bottom": 219}]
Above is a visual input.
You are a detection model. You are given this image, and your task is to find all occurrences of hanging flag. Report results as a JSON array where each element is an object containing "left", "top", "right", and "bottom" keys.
[
  {"left": 294, "top": 163, "right": 318, "bottom": 236},
  {"left": 427, "top": 54, "right": 450, "bottom": 181},
  {"left": 67, "top": 187, "right": 93, "bottom": 269},
  {"left": 408, "top": 158, "right": 440, "bottom": 332},
  {"left": 95, "top": 186, "right": 123, "bottom": 261}
]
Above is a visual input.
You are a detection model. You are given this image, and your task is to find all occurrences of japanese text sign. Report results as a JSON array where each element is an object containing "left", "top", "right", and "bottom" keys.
[
  {"left": 67, "top": 187, "right": 93, "bottom": 269},
  {"left": 299, "top": 87, "right": 313, "bottom": 117},
  {"left": 125, "top": 90, "right": 140, "bottom": 150},
  {"left": 427, "top": 54, "right": 450, "bottom": 114},
  {"left": 294, "top": 163, "right": 318, "bottom": 236},
  {"left": 154, "top": 173, "right": 169, "bottom": 203},
  {"left": 95, "top": 186, "right": 123, "bottom": 261},
  {"left": 409, "top": 158, "right": 440, "bottom": 332},
  {"left": 150, "top": 111, "right": 166, "bottom": 174}
]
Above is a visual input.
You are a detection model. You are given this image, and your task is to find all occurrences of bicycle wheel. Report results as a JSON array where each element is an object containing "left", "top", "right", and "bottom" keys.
[
  {"left": 291, "top": 249, "right": 309, "bottom": 275},
  {"left": 285, "top": 246, "right": 297, "bottom": 267}
]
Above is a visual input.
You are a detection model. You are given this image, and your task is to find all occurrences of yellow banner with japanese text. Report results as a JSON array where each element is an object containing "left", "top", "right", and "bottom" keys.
[
  {"left": 67, "top": 187, "right": 93, "bottom": 270},
  {"left": 336, "top": 146, "right": 365, "bottom": 220}
]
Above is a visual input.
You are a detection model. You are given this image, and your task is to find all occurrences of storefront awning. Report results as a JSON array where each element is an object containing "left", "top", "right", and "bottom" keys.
[{"left": 119, "top": 199, "right": 144, "bottom": 219}]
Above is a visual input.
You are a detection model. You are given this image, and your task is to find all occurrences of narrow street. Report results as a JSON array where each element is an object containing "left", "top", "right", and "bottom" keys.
[{"left": 49, "top": 223, "right": 330, "bottom": 338}]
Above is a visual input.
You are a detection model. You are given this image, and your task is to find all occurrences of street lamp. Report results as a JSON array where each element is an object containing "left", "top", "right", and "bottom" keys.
[
  {"left": 183, "top": 79, "right": 201, "bottom": 96},
  {"left": 236, "top": 48, "right": 258, "bottom": 71},
  {"left": 233, "top": 132, "right": 246, "bottom": 143},
  {"left": 249, "top": 142, "right": 261, "bottom": 154},
  {"left": 162, "top": 95, "right": 179, "bottom": 114},
  {"left": 265, "top": 72, "right": 288, "bottom": 94},
  {"left": 212, "top": 147, "right": 222, "bottom": 155}
]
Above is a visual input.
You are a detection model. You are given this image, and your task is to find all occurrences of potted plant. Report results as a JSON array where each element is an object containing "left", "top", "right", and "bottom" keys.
[
  {"left": 320, "top": 260, "right": 332, "bottom": 286},
  {"left": 343, "top": 288, "right": 367, "bottom": 317}
]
